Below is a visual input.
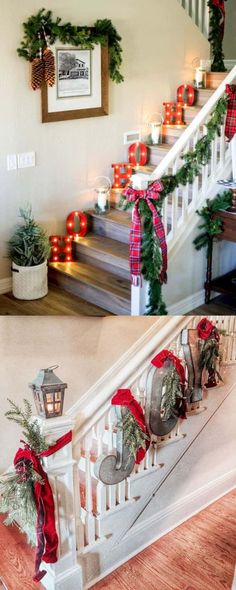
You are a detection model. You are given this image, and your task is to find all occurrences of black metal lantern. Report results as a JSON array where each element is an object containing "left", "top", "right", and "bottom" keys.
[{"left": 29, "top": 365, "right": 68, "bottom": 419}]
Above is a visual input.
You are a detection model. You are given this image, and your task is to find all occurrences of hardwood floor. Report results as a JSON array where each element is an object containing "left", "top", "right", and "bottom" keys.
[
  {"left": 0, "top": 515, "right": 42, "bottom": 590},
  {"left": 189, "top": 294, "right": 236, "bottom": 315},
  {"left": 0, "top": 491, "right": 235, "bottom": 589},
  {"left": 0, "top": 290, "right": 235, "bottom": 317},
  {"left": 91, "top": 490, "right": 236, "bottom": 590},
  {"left": 0, "top": 286, "right": 112, "bottom": 316}
]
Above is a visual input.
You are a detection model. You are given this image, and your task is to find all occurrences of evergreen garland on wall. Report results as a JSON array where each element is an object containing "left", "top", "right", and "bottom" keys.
[
  {"left": 17, "top": 8, "right": 124, "bottom": 84},
  {"left": 120, "top": 95, "right": 229, "bottom": 315}
]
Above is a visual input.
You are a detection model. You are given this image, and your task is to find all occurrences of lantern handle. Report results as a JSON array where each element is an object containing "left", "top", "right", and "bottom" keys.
[
  {"left": 41, "top": 365, "right": 59, "bottom": 372},
  {"left": 94, "top": 176, "right": 112, "bottom": 191}
]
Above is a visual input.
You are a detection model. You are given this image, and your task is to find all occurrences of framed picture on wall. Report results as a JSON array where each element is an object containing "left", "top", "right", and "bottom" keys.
[{"left": 41, "top": 43, "right": 109, "bottom": 123}]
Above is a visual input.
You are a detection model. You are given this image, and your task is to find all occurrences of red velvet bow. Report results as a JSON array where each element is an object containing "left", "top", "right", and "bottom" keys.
[
  {"left": 112, "top": 389, "right": 150, "bottom": 464},
  {"left": 123, "top": 180, "right": 167, "bottom": 286},
  {"left": 197, "top": 318, "right": 219, "bottom": 341},
  {"left": 14, "top": 431, "right": 72, "bottom": 583}
]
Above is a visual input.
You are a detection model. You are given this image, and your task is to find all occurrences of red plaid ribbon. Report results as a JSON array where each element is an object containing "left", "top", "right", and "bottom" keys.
[
  {"left": 210, "top": 0, "right": 226, "bottom": 40},
  {"left": 225, "top": 84, "right": 236, "bottom": 141},
  {"left": 123, "top": 180, "right": 167, "bottom": 286}
]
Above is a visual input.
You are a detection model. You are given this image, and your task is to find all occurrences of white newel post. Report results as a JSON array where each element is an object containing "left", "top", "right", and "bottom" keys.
[
  {"left": 36, "top": 415, "right": 83, "bottom": 590},
  {"left": 231, "top": 134, "right": 236, "bottom": 180},
  {"left": 130, "top": 173, "right": 151, "bottom": 315}
]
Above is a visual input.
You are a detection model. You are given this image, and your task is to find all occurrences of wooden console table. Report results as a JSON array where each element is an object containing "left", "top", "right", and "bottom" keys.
[{"left": 205, "top": 189, "right": 236, "bottom": 304}]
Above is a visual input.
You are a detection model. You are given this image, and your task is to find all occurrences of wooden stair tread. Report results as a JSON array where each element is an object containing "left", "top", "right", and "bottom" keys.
[
  {"left": 49, "top": 261, "right": 131, "bottom": 300},
  {"left": 74, "top": 233, "right": 129, "bottom": 263},
  {"left": 87, "top": 208, "right": 131, "bottom": 227}
]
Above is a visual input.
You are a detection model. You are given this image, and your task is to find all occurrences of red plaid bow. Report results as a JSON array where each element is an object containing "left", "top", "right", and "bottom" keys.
[
  {"left": 123, "top": 180, "right": 167, "bottom": 286},
  {"left": 225, "top": 84, "right": 236, "bottom": 141}
]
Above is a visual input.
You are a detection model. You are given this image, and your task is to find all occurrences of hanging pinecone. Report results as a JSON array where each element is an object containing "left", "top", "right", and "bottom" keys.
[
  {"left": 31, "top": 57, "right": 45, "bottom": 91},
  {"left": 43, "top": 48, "right": 55, "bottom": 87}
]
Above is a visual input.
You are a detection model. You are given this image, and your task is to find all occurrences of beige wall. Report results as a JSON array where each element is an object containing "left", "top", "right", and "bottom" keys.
[
  {"left": 0, "top": 0, "right": 209, "bottom": 280},
  {"left": 0, "top": 315, "right": 157, "bottom": 472},
  {"left": 224, "top": 0, "right": 236, "bottom": 59}
]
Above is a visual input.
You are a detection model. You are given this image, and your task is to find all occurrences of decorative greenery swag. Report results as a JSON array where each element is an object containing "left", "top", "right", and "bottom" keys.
[
  {"left": 17, "top": 8, "right": 124, "bottom": 84},
  {"left": 120, "top": 95, "right": 229, "bottom": 315}
]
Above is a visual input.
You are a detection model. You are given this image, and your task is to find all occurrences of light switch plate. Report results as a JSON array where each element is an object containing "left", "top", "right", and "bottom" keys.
[
  {"left": 17, "top": 152, "right": 36, "bottom": 169},
  {"left": 7, "top": 154, "right": 17, "bottom": 171}
]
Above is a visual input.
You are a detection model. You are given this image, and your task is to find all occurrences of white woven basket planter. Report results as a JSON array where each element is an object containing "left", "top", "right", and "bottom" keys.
[{"left": 12, "top": 260, "right": 48, "bottom": 300}]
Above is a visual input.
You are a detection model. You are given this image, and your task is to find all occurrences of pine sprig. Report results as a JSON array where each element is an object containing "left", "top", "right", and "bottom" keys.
[
  {"left": 0, "top": 464, "right": 43, "bottom": 544},
  {"left": 199, "top": 339, "right": 223, "bottom": 381},
  {"left": 118, "top": 410, "right": 149, "bottom": 463},
  {"left": 17, "top": 9, "right": 123, "bottom": 84},
  {"left": 5, "top": 399, "right": 48, "bottom": 453},
  {"left": 161, "top": 368, "right": 183, "bottom": 421}
]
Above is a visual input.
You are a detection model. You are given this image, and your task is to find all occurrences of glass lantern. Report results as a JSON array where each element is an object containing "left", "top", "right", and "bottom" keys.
[
  {"left": 29, "top": 365, "right": 67, "bottom": 419},
  {"left": 192, "top": 58, "right": 207, "bottom": 89},
  {"left": 94, "top": 176, "right": 111, "bottom": 215},
  {"left": 144, "top": 112, "right": 163, "bottom": 146}
]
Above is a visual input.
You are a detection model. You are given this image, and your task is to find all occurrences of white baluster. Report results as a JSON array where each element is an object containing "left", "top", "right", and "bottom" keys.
[
  {"left": 95, "top": 417, "right": 107, "bottom": 515},
  {"left": 84, "top": 433, "right": 96, "bottom": 545}
]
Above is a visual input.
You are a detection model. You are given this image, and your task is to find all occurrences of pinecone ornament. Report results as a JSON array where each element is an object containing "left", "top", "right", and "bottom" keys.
[
  {"left": 43, "top": 48, "right": 55, "bottom": 87},
  {"left": 31, "top": 57, "right": 45, "bottom": 91}
]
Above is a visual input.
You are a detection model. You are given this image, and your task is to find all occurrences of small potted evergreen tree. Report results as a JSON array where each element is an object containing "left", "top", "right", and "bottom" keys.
[{"left": 8, "top": 206, "right": 50, "bottom": 300}]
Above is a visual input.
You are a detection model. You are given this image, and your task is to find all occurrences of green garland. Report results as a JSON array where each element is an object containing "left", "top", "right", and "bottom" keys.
[
  {"left": 193, "top": 190, "right": 232, "bottom": 256},
  {"left": 0, "top": 400, "right": 48, "bottom": 544},
  {"left": 17, "top": 8, "right": 124, "bottom": 84},
  {"left": 199, "top": 338, "right": 223, "bottom": 381},
  {"left": 118, "top": 410, "right": 150, "bottom": 463},
  {"left": 120, "top": 95, "right": 229, "bottom": 315},
  {"left": 161, "top": 368, "right": 183, "bottom": 421},
  {"left": 208, "top": 1, "right": 227, "bottom": 72}
]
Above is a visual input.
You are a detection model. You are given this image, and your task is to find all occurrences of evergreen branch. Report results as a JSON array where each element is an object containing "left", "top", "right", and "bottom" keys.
[
  {"left": 17, "top": 9, "right": 124, "bottom": 83},
  {"left": 5, "top": 399, "right": 48, "bottom": 453}
]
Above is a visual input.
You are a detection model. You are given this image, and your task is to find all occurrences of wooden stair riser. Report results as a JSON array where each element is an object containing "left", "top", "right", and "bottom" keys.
[
  {"left": 90, "top": 214, "right": 130, "bottom": 245},
  {"left": 206, "top": 71, "right": 229, "bottom": 90},
  {"left": 49, "top": 266, "right": 131, "bottom": 315},
  {"left": 73, "top": 244, "right": 130, "bottom": 281}
]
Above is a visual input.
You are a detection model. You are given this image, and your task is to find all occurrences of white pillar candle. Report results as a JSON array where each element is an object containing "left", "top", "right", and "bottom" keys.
[
  {"left": 151, "top": 122, "right": 161, "bottom": 145},
  {"left": 97, "top": 189, "right": 107, "bottom": 211}
]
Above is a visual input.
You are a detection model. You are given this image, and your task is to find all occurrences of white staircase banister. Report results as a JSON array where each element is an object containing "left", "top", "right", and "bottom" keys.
[
  {"left": 67, "top": 316, "right": 196, "bottom": 442},
  {"left": 151, "top": 66, "right": 236, "bottom": 180}
]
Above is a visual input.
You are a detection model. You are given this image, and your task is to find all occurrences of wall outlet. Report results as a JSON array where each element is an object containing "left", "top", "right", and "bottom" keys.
[
  {"left": 7, "top": 154, "right": 17, "bottom": 171},
  {"left": 17, "top": 152, "right": 36, "bottom": 169}
]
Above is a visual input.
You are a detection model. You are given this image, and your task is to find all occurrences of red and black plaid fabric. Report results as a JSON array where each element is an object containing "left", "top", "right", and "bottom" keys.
[
  {"left": 225, "top": 84, "right": 236, "bottom": 141},
  {"left": 123, "top": 180, "right": 167, "bottom": 286}
]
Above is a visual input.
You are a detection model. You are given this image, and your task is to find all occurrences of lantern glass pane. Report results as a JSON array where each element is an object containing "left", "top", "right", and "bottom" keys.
[
  {"left": 54, "top": 403, "right": 61, "bottom": 414},
  {"left": 46, "top": 393, "right": 54, "bottom": 402},
  {"left": 55, "top": 391, "right": 62, "bottom": 401}
]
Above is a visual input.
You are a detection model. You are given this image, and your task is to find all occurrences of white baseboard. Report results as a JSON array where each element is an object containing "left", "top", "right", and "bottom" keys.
[
  {"left": 168, "top": 289, "right": 205, "bottom": 315},
  {"left": 0, "top": 277, "right": 12, "bottom": 295}
]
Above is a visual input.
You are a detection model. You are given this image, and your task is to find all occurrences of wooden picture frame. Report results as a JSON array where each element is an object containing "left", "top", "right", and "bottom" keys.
[{"left": 42, "top": 44, "right": 109, "bottom": 123}]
